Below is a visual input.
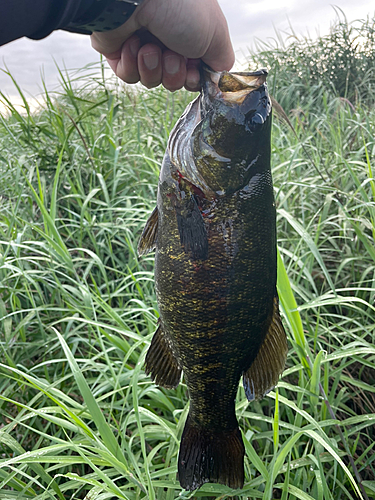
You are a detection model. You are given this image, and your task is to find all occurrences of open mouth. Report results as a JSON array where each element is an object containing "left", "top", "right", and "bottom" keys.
[{"left": 203, "top": 66, "right": 268, "bottom": 104}]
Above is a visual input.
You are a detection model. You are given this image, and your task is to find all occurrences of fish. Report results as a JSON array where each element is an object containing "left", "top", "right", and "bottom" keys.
[{"left": 137, "top": 65, "right": 288, "bottom": 491}]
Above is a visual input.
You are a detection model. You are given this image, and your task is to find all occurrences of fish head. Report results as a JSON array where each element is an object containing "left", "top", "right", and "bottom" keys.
[
  {"left": 192, "top": 65, "right": 272, "bottom": 195},
  {"left": 167, "top": 65, "right": 272, "bottom": 197}
]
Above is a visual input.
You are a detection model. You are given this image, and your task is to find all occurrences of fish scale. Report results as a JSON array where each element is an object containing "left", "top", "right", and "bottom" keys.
[{"left": 138, "top": 65, "right": 288, "bottom": 491}]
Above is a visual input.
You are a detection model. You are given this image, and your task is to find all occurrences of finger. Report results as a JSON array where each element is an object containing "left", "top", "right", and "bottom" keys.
[
  {"left": 185, "top": 59, "right": 201, "bottom": 92},
  {"left": 162, "top": 51, "right": 186, "bottom": 92},
  {"left": 138, "top": 43, "right": 163, "bottom": 89},
  {"left": 200, "top": 3, "right": 234, "bottom": 72},
  {"left": 106, "top": 35, "right": 141, "bottom": 84}
]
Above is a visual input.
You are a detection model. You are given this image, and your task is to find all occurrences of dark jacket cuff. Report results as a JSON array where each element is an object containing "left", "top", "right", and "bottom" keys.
[{"left": 65, "top": 0, "right": 143, "bottom": 35}]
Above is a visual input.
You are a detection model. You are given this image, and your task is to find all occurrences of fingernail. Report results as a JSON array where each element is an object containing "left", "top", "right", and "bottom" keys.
[
  {"left": 186, "top": 71, "right": 200, "bottom": 89},
  {"left": 130, "top": 39, "right": 139, "bottom": 58},
  {"left": 164, "top": 55, "right": 180, "bottom": 75},
  {"left": 143, "top": 52, "right": 159, "bottom": 71}
]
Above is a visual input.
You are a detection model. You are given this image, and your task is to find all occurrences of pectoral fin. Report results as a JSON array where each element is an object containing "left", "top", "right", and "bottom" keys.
[
  {"left": 176, "top": 195, "right": 208, "bottom": 261},
  {"left": 145, "top": 322, "right": 182, "bottom": 389},
  {"left": 243, "top": 296, "right": 288, "bottom": 401},
  {"left": 138, "top": 206, "right": 158, "bottom": 256}
]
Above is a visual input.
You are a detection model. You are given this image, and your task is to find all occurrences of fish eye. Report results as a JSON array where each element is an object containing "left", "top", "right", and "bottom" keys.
[
  {"left": 244, "top": 109, "right": 267, "bottom": 133},
  {"left": 252, "top": 113, "right": 265, "bottom": 125}
]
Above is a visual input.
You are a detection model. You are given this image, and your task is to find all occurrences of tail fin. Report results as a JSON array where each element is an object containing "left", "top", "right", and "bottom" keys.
[{"left": 178, "top": 415, "right": 245, "bottom": 491}]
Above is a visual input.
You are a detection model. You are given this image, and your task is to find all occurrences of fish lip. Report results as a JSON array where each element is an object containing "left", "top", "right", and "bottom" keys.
[{"left": 201, "top": 64, "right": 268, "bottom": 104}]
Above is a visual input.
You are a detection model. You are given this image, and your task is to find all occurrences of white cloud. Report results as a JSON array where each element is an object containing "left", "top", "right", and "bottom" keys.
[{"left": 235, "top": 0, "right": 298, "bottom": 16}]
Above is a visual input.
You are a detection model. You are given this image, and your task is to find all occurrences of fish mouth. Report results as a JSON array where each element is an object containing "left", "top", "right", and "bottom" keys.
[{"left": 201, "top": 65, "right": 268, "bottom": 104}]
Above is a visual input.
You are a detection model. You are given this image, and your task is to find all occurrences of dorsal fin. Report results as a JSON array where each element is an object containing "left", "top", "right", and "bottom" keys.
[
  {"left": 137, "top": 206, "right": 158, "bottom": 257},
  {"left": 145, "top": 322, "right": 182, "bottom": 389}
]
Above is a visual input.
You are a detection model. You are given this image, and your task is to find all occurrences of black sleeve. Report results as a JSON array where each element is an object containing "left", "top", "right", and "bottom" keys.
[{"left": 0, "top": 0, "right": 140, "bottom": 47}]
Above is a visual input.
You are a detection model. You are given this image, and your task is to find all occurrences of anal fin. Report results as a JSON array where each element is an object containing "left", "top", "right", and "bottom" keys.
[
  {"left": 138, "top": 206, "right": 158, "bottom": 256},
  {"left": 145, "top": 323, "right": 182, "bottom": 389},
  {"left": 243, "top": 296, "right": 288, "bottom": 401}
]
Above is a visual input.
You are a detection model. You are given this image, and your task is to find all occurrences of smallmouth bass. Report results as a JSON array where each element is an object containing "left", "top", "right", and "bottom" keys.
[{"left": 138, "top": 65, "right": 287, "bottom": 491}]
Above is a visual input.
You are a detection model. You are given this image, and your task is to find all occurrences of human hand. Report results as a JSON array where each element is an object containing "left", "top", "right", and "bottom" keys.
[{"left": 90, "top": 0, "right": 234, "bottom": 92}]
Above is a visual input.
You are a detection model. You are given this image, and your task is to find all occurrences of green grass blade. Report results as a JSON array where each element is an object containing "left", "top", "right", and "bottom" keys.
[{"left": 55, "top": 330, "right": 128, "bottom": 465}]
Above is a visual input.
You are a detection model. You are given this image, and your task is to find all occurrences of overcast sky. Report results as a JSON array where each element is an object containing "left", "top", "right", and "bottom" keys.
[{"left": 0, "top": 0, "right": 374, "bottom": 107}]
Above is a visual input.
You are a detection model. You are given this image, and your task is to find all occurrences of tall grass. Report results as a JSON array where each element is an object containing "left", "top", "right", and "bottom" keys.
[
  {"left": 250, "top": 11, "right": 375, "bottom": 110},
  {"left": 1, "top": 18, "right": 375, "bottom": 499}
]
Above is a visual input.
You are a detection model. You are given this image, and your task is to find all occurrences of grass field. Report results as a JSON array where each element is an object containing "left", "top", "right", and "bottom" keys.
[{"left": 0, "top": 18, "right": 375, "bottom": 500}]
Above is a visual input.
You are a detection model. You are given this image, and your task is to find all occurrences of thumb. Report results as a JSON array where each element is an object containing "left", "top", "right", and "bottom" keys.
[{"left": 90, "top": 15, "right": 140, "bottom": 57}]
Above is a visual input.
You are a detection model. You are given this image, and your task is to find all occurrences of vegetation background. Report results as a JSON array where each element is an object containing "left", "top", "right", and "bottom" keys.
[{"left": 0, "top": 15, "right": 374, "bottom": 500}]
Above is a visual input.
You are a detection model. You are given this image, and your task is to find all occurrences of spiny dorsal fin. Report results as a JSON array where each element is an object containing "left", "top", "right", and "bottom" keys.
[
  {"left": 243, "top": 295, "right": 288, "bottom": 401},
  {"left": 145, "top": 322, "right": 182, "bottom": 389},
  {"left": 137, "top": 206, "right": 158, "bottom": 257}
]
